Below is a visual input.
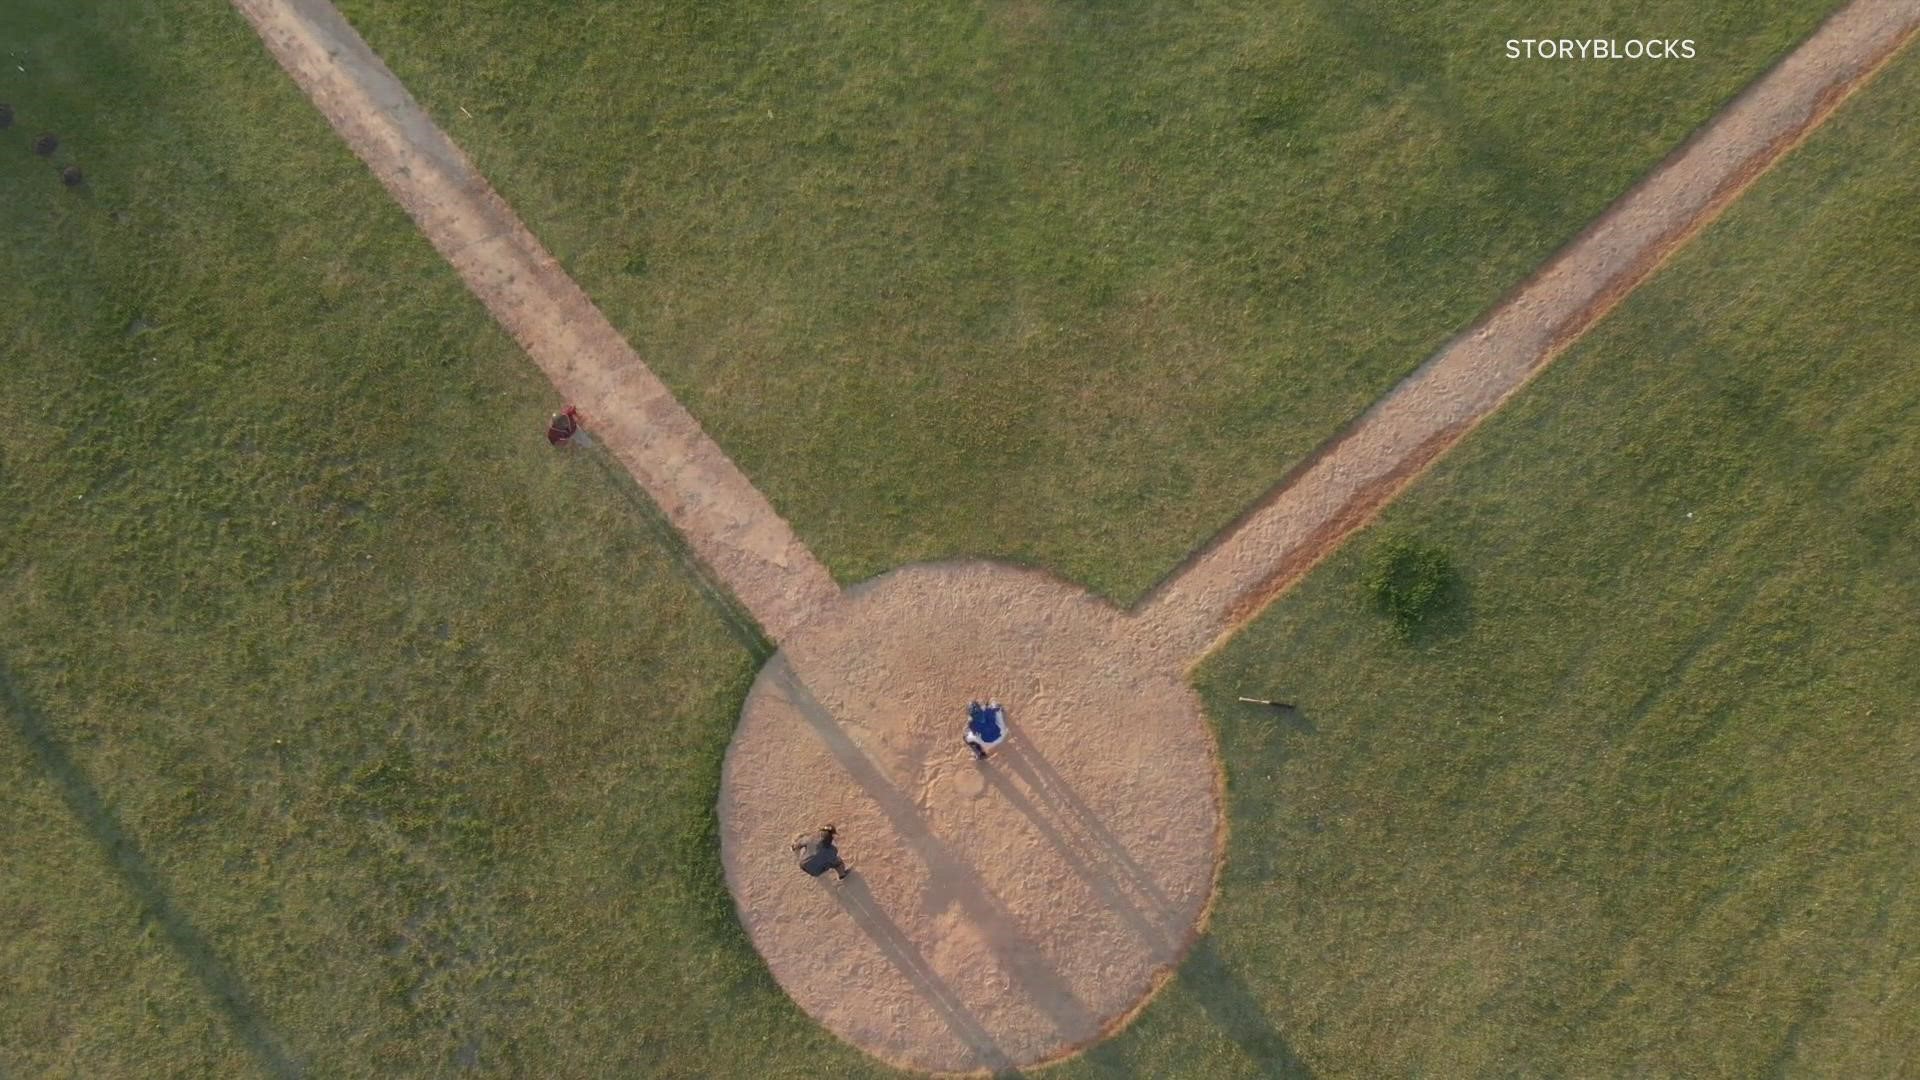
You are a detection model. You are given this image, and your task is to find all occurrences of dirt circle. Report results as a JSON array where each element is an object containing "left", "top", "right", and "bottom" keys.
[{"left": 719, "top": 561, "right": 1223, "bottom": 1074}]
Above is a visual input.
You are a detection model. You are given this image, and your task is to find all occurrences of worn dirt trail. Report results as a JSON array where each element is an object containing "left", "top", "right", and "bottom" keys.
[
  {"left": 233, "top": 0, "right": 841, "bottom": 644},
  {"left": 1131, "top": 0, "right": 1920, "bottom": 666}
]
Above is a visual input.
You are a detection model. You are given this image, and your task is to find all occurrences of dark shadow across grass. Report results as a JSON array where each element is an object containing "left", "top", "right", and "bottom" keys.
[{"left": 0, "top": 657, "right": 302, "bottom": 1079}]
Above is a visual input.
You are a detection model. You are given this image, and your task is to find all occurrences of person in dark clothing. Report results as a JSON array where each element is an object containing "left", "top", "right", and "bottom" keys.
[
  {"left": 546, "top": 404, "right": 581, "bottom": 446},
  {"left": 792, "top": 825, "right": 851, "bottom": 880}
]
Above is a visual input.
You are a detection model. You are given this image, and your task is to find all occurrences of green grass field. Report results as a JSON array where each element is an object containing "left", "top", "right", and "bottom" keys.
[
  {"left": 335, "top": 0, "right": 1830, "bottom": 600},
  {"left": 1, "top": 3, "right": 881, "bottom": 1075},
  {"left": 5, "top": 0, "right": 1916, "bottom": 1077},
  {"left": 1180, "top": 43, "right": 1920, "bottom": 1078}
]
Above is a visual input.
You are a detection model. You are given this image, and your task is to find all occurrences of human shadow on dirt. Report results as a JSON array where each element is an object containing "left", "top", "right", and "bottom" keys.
[
  {"left": 772, "top": 660, "right": 1098, "bottom": 1051},
  {"left": 979, "top": 759, "right": 1178, "bottom": 959},
  {"left": 831, "top": 875, "right": 1018, "bottom": 1074},
  {"left": 0, "top": 657, "right": 303, "bottom": 1078},
  {"left": 995, "top": 740, "right": 1314, "bottom": 1076},
  {"left": 1003, "top": 740, "right": 1179, "bottom": 921}
]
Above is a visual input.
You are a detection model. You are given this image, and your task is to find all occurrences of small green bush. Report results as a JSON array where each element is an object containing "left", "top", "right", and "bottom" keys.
[{"left": 1364, "top": 536, "right": 1460, "bottom": 638}]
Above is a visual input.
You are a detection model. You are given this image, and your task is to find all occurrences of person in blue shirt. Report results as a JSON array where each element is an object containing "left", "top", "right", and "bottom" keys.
[{"left": 963, "top": 700, "right": 1008, "bottom": 760}]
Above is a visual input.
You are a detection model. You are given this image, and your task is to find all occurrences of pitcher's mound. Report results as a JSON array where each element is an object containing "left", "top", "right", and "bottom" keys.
[{"left": 719, "top": 562, "right": 1224, "bottom": 1073}]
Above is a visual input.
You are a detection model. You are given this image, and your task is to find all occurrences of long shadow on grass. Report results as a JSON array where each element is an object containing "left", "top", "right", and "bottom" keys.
[
  {"left": 1077, "top": 935, "right": 1314, "bottom": 1079},
  {"left": 771, "top": 660, "right": 1098, "bottom": 1052},
  {"left": 582, "top": 442, "right": 775, "bottom": 664},
  {"left": 0, "top": 657, "right": 302, "bottom": 1078},
  {"left": 1180, "top": 937, "right": 1315, "bottom": 1078}
]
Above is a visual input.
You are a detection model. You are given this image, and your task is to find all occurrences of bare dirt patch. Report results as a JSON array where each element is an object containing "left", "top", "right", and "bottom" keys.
[
  {"left": 1134, "top": 0, "right": 1920, "bottom": 665},
  {"left": 721, "top": 562, "right": 1222, "bottom": 1073}
]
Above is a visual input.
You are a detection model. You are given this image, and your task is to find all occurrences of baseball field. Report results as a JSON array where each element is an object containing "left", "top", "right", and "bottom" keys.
[{"left": 3, "top": 1, "right": 1915, "bottom": 1076}]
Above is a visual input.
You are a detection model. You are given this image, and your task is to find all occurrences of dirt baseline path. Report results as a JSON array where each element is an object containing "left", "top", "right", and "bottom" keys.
[
  {"left": 1132, "top": 0, "right": 1920, "bottom": 666},
  {"left": 233, "top": 0, "right": 841, "bottom": 645}
]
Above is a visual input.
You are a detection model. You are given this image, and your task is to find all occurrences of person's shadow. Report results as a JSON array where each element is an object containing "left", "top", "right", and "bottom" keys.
[
  {"left": 1076, "top": 933, "right": 1316, "bottom": 1078},
  {"left": 992, "top": 728, "right": 1318, "bottom": 1078},
  {"left": 831, "top": 874, "right": 1020, "bottom": 1075},
  {"left": 1, "top": 656, "right": 303, "bottom": 1077},
  {"left": 978, "top": 759, "right": 1177, "bottom": 959},
  {"left": 777, "top": 659, "right": 1314, "bottom": 1076},
  {"left": 772, "top": 660, "right": 1097, "bottom": 1046},
  {"left": 1001, "top": 741, "right": 1179, "bottom": 922}
]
